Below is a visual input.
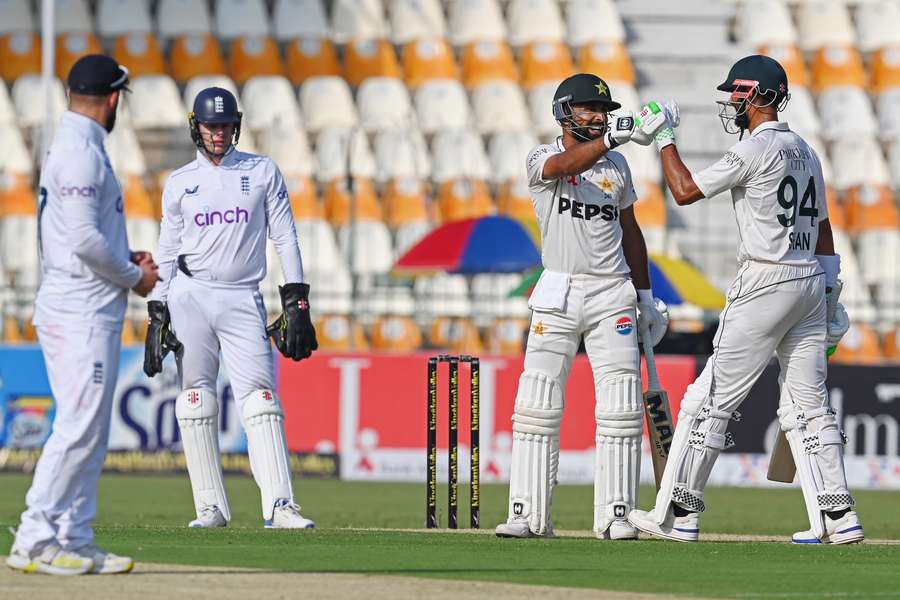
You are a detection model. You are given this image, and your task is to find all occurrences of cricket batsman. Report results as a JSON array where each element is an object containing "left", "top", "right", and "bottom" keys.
[
  {"left": 7, "top": 55, "right": 159, "bottom": 575},
  {"left": 495, "top": 74, "right": 670, "bottom": 540},
  {"left": 143, "top": 87, "right": 318, "bottom": 529},
  {"left": 628, "top": 55, "right": 862, "bottom": 544}
]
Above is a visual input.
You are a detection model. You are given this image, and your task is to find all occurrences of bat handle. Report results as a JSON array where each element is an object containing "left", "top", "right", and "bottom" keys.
[{"left": 641, "top": 323, "right": 662, "bottom": 391}]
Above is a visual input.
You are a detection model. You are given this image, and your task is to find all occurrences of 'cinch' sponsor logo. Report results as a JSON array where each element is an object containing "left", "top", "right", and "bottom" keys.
[
  {"left": 194, "top": 206, "right": 250, "bottom": 226},
  {"left": 60, "top": 185, "right": 97, "bottom": 197}
]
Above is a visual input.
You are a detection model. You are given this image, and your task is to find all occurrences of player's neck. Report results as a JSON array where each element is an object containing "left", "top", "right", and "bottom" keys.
[{"left": 746, "top": 110, "right": 778, "bottom": 135}]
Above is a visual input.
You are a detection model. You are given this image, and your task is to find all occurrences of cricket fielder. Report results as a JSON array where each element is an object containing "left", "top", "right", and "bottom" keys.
[
  {"left": 143, "top": 87, "right": 318, "bottom": 529},
  {"left": 495, "top": 74, "right": 670, "bottom": 540},
  {"left": 628, "top": 55, "right": 862, "bottom": 544},
  {"left": 7, "top": 55, "right": 159, "bottom": 575}
]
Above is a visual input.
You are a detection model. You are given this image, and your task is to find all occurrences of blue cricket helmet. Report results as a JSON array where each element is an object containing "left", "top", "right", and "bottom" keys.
[{"left": 188, "top": 86, "right": 242, "bottom": 151}]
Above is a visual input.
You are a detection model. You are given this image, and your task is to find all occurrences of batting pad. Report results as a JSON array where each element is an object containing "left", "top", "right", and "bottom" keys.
[
  {"left": 241, "top": 389, "right": 293, "bottom": 520},
  {"left": 508, "top": 370, "right": 564, "bottom": 535},
  {"left": 593, "top": 374, "right": 642, "bottom": 534},
  {"left": 176, "top": 388, "right": 231, "bottom": 522}
]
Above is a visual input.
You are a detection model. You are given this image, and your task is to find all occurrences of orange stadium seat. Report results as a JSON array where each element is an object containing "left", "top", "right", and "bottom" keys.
[
  {"left": 884, "top": 327, "right": 900, "bottom": 360},
  {"left": 871, "top": 47, "right": 900, "bottom": 94},
  {"left": 461, "top": 40, "right": 518, "bottom": 89},
  {"left": 429, "top": 317, "right": 484, "bottom": 354},
  {"left": 323, "top": 178, "right": 382, "bottom": 227},
  {"left": 285, "top": 37, "right": 342, "bottom": 86},
  {"left": 121, "top": 320, "right": 139, "bottom": 345},
  {"left": 370, "top": 315, "right": 423, "bottom": 352},
  {"left": 830, "top": 323, "right": 884, "bottom": 364},
  {"left": 577, "top": 42, "right": 634, "bottom": 86},
  {"left": 382, "top": 177, "right": 429, "bottom": 229},
  {"left": 759, "top": 44, "right": 810, "bottom": 89},
  {"left": 55, "top": 33, "right": 102, "bottom": 81},
  {"left": 122, "top": 175, "right": 154, "bottom": 219},
  {"left": 402, "top": 38, "right": 459, "bottom": 88},
  {"left": 825, "top": 186, "right": 847, "bottom": 231},
  {"left": 169, "top": 34, "right": 226, "bottom": 84},
  {"left": 633, "top": 180, "right": 666, "bottom": 253},
  {"left": 112, "top": 34, "right": 166, "bottom": 78},
  {"left": 0, "top": 32, "right": 41, "bottom": 82},
  {"left": 495, "top": 179, "right": 535, "bottom": 221},
  {"left": 520, "top": 41, "right": 574, "bottom": 90},
  {"left": 2, "top": 174, "right": 35, "bottom": 218},
  {"left": 344, "top": 39, "right": 400, "bottom": 88},
  {"left": 288, "top": 176, "right": 322, "bottom": 221},
  {"left": 436, "top": 179, "right": 494, "bottom": 223},
  {"left": 228, "top": 36, "right": 285, "bottom": 85},
  {"left": 315, "top": 314, "right": 370, "bottom": 350},
  {"left": 811, "top": 46, "right": 867, "bottom": 92},
  {"left": 484, "top": 318, "right": 528, "bottom": 355},
  {"left": 843, "top": 184, "right": 900, "bottom": 235}
]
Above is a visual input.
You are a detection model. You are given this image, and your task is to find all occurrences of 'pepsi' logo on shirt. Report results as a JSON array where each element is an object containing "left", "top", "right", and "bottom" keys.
[
  {"left": 194, "top": 206, "right": 250, "bottom": 226},
  {"left": 615, "top": 316, "right": 633, "bottom": 336},
  {"left": 60, "top": 185, "right": 97, "bottom": 197}
]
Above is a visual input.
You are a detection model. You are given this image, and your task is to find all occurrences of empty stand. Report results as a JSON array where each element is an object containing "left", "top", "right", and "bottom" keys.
[
  {"left": 0, "top": 32, "right": 41, "bottom": 82},
  {"left": 0, "top": 0, "right": 33, "bottom": 34},
  {"left": 112, "top": 34, "right": 166, "bottom": 78},
  {"left": 390, "top": 0, "right": 446, "bottom": 44},
  {"left": 273, "top": 0, "right": 329, "bottom": 41},
  {"left": 449, "top": 0, "right": 506, "bottom": 46},
  {"left": 96, "top": 0, "right": 152, "bottom": 37},
  {"left": 300, "top": 76, "right": 359, "bottom": 132},
  {"left": 242, "top": 75, "right": 303, "bottom": 132},
  {"left": 415, "top": 79, "right": 471, "bottom": 133},
  {"left": 566, "top": 0, "right": 625, "bottom": 47},
  {"left": 169, "top": 34, "right": 226, "bottom": 83},
  {"left": 506, "top": 0, "right": 564, "bottom": 48},
  {"left": 156, "top": 0, "right": 212, "bottom": 39},
  {"left": 215, "top": 0, "right": 270, "bottom": 40},
  {"left": 228, "top": 36, "right": 284, "bottom": 84},
  {"left": 332, "top": 0, "right": 388, "bottom": 43},
  {"left": 285, "top": 37, "right": 341, "bottom": 86},
  {"left": 402, "top": 38, "right": 459, "bottom": 88}
]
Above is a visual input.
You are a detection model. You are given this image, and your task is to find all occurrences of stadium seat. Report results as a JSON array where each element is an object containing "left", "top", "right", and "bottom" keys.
[
  {"left": 357, "top": 77, "right": 414, "bottom": 132},
  {"left": 811, "top": 46, "right": 866, "bottom": 92},
  {"left": 273, "top": 0, "right": 329, "bottom": 40},
  {"left": 844, "top": 185, "right": 900, "bottom": 285},
  {"left": 402, "top": 38, "right": 459, "bottom": 88},
  {"left": 169, "top": 34, "right": 226, "bottom": 84},
  {"left": 484, "top": 318, "right": 528, "bottom": 355},
  {"left": 830, "top": 225, "right": 879, "bottom": 324},
  {"left": 0, "top": 191, "right": 39, "bottom": 294},
  {"left": 577, "top": 42, "right": 635, "bottom": 86},
  {"left": 285, "top": 38, "right": 341, "bottom": 86},
  {"left": 735, "top": 0, "right": 796, "bottom": 48},
  {"left": 344, "top": 38, "right": 400, "bottom": 88},
  {"left": 229, "top": 36, "right": 284, "bottom": 84},
  {"left": 112, "top": 34, "right": 166, "bottom": 78},
  {"left": 183, "top": 75, "right": 241, "bottom": 112},
  {"left": 285, "top": 176, "right": 320, "bottom": 219},
  {"left": 258, "top": 126, "right": 315, "bottom": 179},
  {"left": 395, "top": 220, "right": 432, "bottom": 255},
  {"left": 0, "top": 124, "right": 33, "bottom": 175},
  {"left": 633, "top": 180, "right": 666, "bottom": 253},
  {"left": 436, "top": 178, "right": 494, "bottom": 223},
  {"left": 876, "top": 88, "right": 900, "bottom": 141},
  {"left": 215, "top": 0, "right": 269, "bottom": 40},
  {"left": 382, "top": 177, "right": 429, "bottom": 230},
  {"left": 506, "top": 0, "right": 564, "bottom": 47},
  {"left": 55, "top": 33, "right": 101, "bottom": 81},
  {"left": 0, "top": 0, "right": 33, "bottom": 34},
  {"left": 373, "top": 128, "right": 430, "bottom": 182},
  {"left": 429, "top": 317, "right": 483, "bottom": 354},
  {"left": 528, "top": 82, "right": 559, "bottom": 137},
  {"left": 240, "top": 75, "right": 302, "bottom": 132},
  {"left": 779, "top": 86, "right": 819, "bottom": 138},
  {"left": 389, "top": 0, "right": 446, "bottom": 44},
  {"left": 314, "top": 127, "right": 375, "bottom": 181},
  {"left": 759, "top": 44, "right": 810, "bottom": 90},
  {"left": 829, "top": 323, "right": 884, "bottom": 364},
  {"left": 430, "top": 128, "right": 490, "bottom": 182},
  {"left": 520, "top": 41, "right": 575, "bottom": 90},
  {"left": 96, "top": 0, "right": 152, "bottom": 37},
  {"left": 614, "top": 140, "right": 660, "bottom": 184},
  {"left": 370, "top": 315, "right": 423, "bottom": 352},
  {"left": 448, "top": 0, "right": 505, "bottom": 46},
  {"left": 324, "top": 178, "right": 382, "bottom": 226},
  {"left": 875, "top": 282, "right": 900, "bottom": 328},
  {"left": 11, "top": 74, "right": 66, "bottom": 128},
  {"left": 315, "top": 314, "right": 369, "bottom": 350},
  {"left": 817, "top": 87, "right": 877, "bottom": 143},
  {"left": 796, "top": 0, "right": 855, "bottom": 52},
  {"left": 128, "top": 75, "right": 185, "bottom": 129},
  {"left": 871, "top": 47, "right": 900, "bottom": 95},
  {"left": 488, "top": 130, "right": 539, "bottom": 184},
  {"left": 416, "top": 274, "right": 471, "bottom": 317},
  {"left": 856, "top": 0, "right": 900, "bottom": 53},
  {"left": 0, "top": 32, "right": 41, "bottom": 82},
  {"left": 295, "top": 218, "right": 342, "bottom": 271},
  {"left": 471, "top": 81, "right": 530, "bottom": 134},
  {"left": 37, "top": 0, "right": 91, "bottom": 34},
  {"left": 414, "top": 79, "right": 471, "bottom": 133},
  {"left": 830, "top": 139, "right": 890, "bottom": 191},
  {"left": 471, "top": 273, "right": 530, "bottom": 321},
  {"left": 338, "top": 220, "right": 394, "bottom": 275},
  {"left": 308, "top": 262, "right": 354, "bottom": 315},
  {"left": 885, "top": 327, "right": 900, "bottom": 360},
  {"left": 460, "top": 40, "right": 518, "bottom": 89},
  {"left": 495, "top": 178, "right": 535, "bottom": 222},
  {"left": 156, "top": 0, "right": 212, "bottom": 39},
  {"left": 0, "top": 81, "right": 12, "bottom": 124},
  {"left": 566, "top": 0, "right": 625, "bottom": 47},
  {"left": 124, "top": 216, "right": 159, "bottom": 267},
  {"left": 609, "top": 81, "right": 641, "bottom": 115},
  {"left": 332, "top": 0, "right": 388, "bottom": 43},
  {"left": 105, "top": 122, "right": 146, "bottom": 175}
]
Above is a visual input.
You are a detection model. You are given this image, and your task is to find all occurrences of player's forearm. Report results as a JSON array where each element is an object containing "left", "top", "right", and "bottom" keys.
[
  {"left": 815, "top": 219, "right": 835, "bottom": 255},
  {"left": 660, "top": 146, "right": 704, "bottom": 205},
  {"left": 70, "top": 228, "right": 142, "bottom": 289},
  {"left": 543, "top": 137, "right": 610, "bottom": 180},
  {"left": 623, "top": 227, "right": 651, "bottom": 290}
]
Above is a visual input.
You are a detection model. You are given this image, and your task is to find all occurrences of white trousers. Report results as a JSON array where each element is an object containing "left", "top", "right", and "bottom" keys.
[{"left": 15, "top": 323, "right": 121, "bottom": 553}]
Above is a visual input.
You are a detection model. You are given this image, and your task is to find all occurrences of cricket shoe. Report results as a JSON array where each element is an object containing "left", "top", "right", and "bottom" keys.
[
  {"left": 495, "top": 517, "right": 555, "bottom": 539},
  {"left": 792, "top": 510, "right": 864, "bottom": 545},
  {"left": 628, "top": 507, "right": 700, "bottom": 543},
  {"left": 6, "top": 543, "right": 94, "bottom": 575},
  {"left": 595, "top": 520, "right": 638, "bottom": 540},
  {"left": 265, "top": 500, "right": 315, "bottom": 529},
  {"left": 188, "top": 506, "right": 228, "bottom": 528},
  {"left": 70, "top": 544, "right": 134, "bottom": 574}
]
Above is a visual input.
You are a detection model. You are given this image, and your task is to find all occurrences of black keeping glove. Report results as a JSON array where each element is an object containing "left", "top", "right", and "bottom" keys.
[
  {"left": 267, "top": 283, "right": 318, "bottom": 361},
  {"left": 143, "top": 300, "right": 183, "bottom": 377}
]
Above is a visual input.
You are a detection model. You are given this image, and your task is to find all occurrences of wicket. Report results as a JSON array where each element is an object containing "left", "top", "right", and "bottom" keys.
[{"left": 426, "top": 354, "right": 480, "bottom": 529}]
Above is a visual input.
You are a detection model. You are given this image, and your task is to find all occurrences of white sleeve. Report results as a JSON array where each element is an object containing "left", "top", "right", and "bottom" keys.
[
  {"left": 60, "top": 155, "right": 142, "bottom": 290},
  {"left": 525, "top": 144, "right": 560, "bottom": 190},
  {"left": 609, "top": 151, "right": 638, "bottom": 210},
  {"left": 693, "top": 144, "right": 754, "bottom": 199},
  {"left": 265, "top": 161, "right": 304, "bottom": 284},
  {"left": 150, "top": 178, "right": 183, "bottom": 302}
]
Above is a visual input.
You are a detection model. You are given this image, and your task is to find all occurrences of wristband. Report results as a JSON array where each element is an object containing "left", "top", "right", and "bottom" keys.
[{"left": 815, "top": 254, "right": 840, "bottom": 288}]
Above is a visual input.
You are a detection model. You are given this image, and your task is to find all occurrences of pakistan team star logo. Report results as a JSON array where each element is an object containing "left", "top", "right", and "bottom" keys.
[
  {"left": 532, "top": 321, "right": 546, "bottom": 336},
  {"left": 595, "top": 82, "right": 608, "bottom": 96},
  {"left": 597, "top": 177, "right": 615, "bottom": 193}
]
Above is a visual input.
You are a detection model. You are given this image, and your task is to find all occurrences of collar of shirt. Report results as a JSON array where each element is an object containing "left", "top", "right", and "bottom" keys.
[
  {"left": 750, "top": 120, "right": 790, "bottom": 137},
  {"left": 196, "top": 146, "right": 239, "bottom": 168},
  {"left": 61, "top": 110, "right": 108, "bottom": 146}
]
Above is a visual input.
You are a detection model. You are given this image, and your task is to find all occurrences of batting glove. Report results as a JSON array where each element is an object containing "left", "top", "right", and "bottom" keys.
[
  {"left": 637, "top": 101, "right": 677, "bottom": 151},
  {"left": 603, "top": 111, "right": 637, "bottom": 150},
  {"left": 637, "top": 296, "right": 669, "bottom": 347}
]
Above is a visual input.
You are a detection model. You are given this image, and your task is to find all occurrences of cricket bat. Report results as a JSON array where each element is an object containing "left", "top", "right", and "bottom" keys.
[{"left": 641, "top": 325, "right": 675, "bottom": 490}]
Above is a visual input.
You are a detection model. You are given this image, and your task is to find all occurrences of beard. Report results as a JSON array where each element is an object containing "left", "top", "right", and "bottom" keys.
[
  {"left": 734, "top": 101, "right": 750, "bottom": 130},
  {"left": 105, "top": 97, "right": 119, "bottom": 132}
]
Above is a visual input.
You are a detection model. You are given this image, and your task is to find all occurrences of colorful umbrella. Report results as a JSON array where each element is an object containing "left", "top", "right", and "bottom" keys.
[{"left": 394, "top": 216, "right": 541, "bottom": 275}]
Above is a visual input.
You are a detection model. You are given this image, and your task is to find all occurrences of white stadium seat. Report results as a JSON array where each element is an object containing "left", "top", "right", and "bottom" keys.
[
  {"left": 566, "top": 0, "right": 625, "bottom": 47},
  {"left": 611, "top": 82, "right": 640, "bottom": 113},
  {"left": 487, "top": 130, "right": 538, "bottom": 184},
  {"left": 332, "top": 0, "right": 388, "bottom": 43},
  {"left": 830, "top": 230, "right": 878, "bottom": 323},
  {"left": 183, "top": 75, "right": 241, "bottom": 112},
  {"left": 415, "top": 274, "right": 471, "bottom": 317},
  {"left": 373, "top": 128, "right": 431, "bottom": 182},
  {"left": 156, "top": 0, "right": 212, "bottom": 38},
  {"left": 299, "top": 76, "right": 359, "bottom": 132},
  {"left": 830, "top": 138, "right": 891, "bottom": 190},
  {"left": 37, "top": 0, "right": 91, "bottom": 34},
  {"left": 615, "top": 141, "right": 660, "bottom": 184},
  {"left": 734, "top": 0, "right": 796, "bottom": 48},
  {"left": 472, "top": 273, "right": 530, "bottom": 320},
  {"left": 414, "top": 79, "right": 471, "bottom": 134},
  {"left": 338, "top": 220, "right": 394, "bottom": 275},
  {"left": 471, "top": 81, "right": 530, "bottom": 134},
  {"left": 356, "top": 77, "right": 414, "bottom": 132},
  {"left": 796, "top": 0, "right": 855, "bottom": 51},
  {"left": 96, "top": 0, "right": 152, "bottom": 37},
  {"left": 215, "top": 0, "right": 270, "bottom": 40},
  {"left": 128, "top": 75, "right": 185, "bottom": 129},
  {"left": 856, "top": 0, "right": 900, "bottom": 53},
  {"left": 817, "top": 87, "right": 877, "bottom": 143},
  {"left": 0, "top": 124, "right": 32, "bottom": 175},
  {"left": 389, "top": 0, "right": 446, "bottom": 44},
  {"left": 781, "top": 87, "right": 820, "bottom": 139},
  {"left": 888, "top": 140, "right": 900, "bottom": 189},
  {"left": 0, "top": 0, "right": 34, "bottom": 33},
  {"left": 876, "top": 88, "right": 900, "bottom": 142},
  {"left": 105, "top": 122, "right": 147, "bottom": 176},
  {"left": 272, "top": 0, "right": 329, "bottom": 41},
  {"left": 448, "top": 0, "right": 506, "bottom": 46},
  {"left": 506, "top": 0, "right": 565, "bottom": 47},
  {"left": 11, "top": 75, "right": 66, "bottom": 129},
  {"left": 257, "top": 125, "right": 316, "bottom": 178},
  {"left": 858, "top": 228, "right": 900, "bottom": 288},
  {"left": 241, "top": 75, "right": 303, "bottom": 131},
  {"left": 0, "top": 81, "right": 16, "bottom": 124},
  {"left": 314, "top": 127, "right": 376, "bottom": 182},
  {"left": 430, "top": 128, "right": 490, "bottom": 182},
  {"left": 803, "top": 134, "right": 833, "bottom": 185},
  {"left": 528, "top": 82, "right": 559, "bottom": 137},
  {"left": 0, "top": 215, "right": 39, "bottom": 291},
  {"left": 125, "top": 218, "right": 159, "bottom": 262}
]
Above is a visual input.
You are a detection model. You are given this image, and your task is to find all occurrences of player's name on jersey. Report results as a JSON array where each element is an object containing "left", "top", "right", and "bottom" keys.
[{"left": 789, "top": 231, "right": 812, "bottom": 250}]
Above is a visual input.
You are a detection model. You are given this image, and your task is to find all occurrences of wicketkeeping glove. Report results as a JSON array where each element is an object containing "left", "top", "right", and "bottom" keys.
[
  {"left": 267, "top": 283, "right": 318, "bottom": 361},
  {"left": 143, "top": 301, "right": 183, "bottom": 377}
]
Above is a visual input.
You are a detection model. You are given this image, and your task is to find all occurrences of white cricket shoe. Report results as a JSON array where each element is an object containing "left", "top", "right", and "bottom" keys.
[
  {"left": 70, "top": 545, "right": 134, "bottom": 574},
  {"left": 628, "top": 507, "right": 700, "bottom": 543},
  {"left": 595, "top": 520, "right": 638, "bottom": 540},
  {"left": 265, "top": 500, "right": 315, "bottom": 529},
  {"left": 188, "top": 506, "right": 228, "bottom": 529},
  {"left": 6, "top": 543, "right": 94, "bottom": 575},
  {"left": 495, "top": 517, "right": 555, "bottom": 539},
  {"left": 792, "top": 510, "right": 864, "bottom": 545}
]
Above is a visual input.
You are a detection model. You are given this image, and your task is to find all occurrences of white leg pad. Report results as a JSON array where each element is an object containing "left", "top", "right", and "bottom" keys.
[
  {"left": 508, "top": 370, "right": 564, "bottom": 536},
  {"left": 241, "top": 389, "right": 293, "bottom": 521},
  {"left": 779, "top": 405, "right": 853, "bottom": 538},
  {"left": 176, "top": 389, "right": 231, "bottom": 522},
  {"left": 593, "top": 374, "right": 642, "bottom": 534}
]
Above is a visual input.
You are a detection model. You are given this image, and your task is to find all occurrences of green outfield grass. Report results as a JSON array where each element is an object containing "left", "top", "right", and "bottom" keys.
[{"left": 2, "top": 474, "right": 899, "bottom": 598}]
